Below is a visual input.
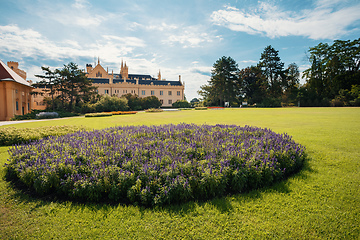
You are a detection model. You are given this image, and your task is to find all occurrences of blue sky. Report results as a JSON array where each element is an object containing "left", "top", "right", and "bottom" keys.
[{"left": 1, "top": 0, "right": 359, "bottom": 101}]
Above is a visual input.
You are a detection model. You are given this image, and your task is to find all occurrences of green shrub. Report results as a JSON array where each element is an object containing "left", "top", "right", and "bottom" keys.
[
  {"left": 145, "top": 108, "right": 163, "bottom": 113},
  {"left": 0, "top": 125, "right": 87, "bottom": 146},
  {"left": 172, "top": 100, "right": 191, "bottom": 108},
  {"left": 10, "top": 110, "right": 42, "bottom": 121},
  {"left": 94, "top": 95, "right": 128, "bottom": 112},
  {"left": 84, "top": 112, "right": 113, "bottom": 117},
  {"left": 195, "top": 107, "right": 207, "bottom": 110},
  {"left": 141, "top": 96, "right": 162, "bottom": 109}
]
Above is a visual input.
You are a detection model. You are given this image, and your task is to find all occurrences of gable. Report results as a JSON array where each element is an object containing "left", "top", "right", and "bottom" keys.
[
  {"left": 87, "top": 64, "right": 109, "bottom": 78},
  {"left": 0, "top": 60, "right": 31, "bottom": 87}
]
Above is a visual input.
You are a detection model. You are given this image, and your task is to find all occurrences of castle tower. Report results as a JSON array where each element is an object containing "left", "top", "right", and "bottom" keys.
[
  {"left": 86, "top": 64, "right": 93, "bottom": 73},
  {"left": 119, "top": 60, "right": 128, "bottom": 81}
]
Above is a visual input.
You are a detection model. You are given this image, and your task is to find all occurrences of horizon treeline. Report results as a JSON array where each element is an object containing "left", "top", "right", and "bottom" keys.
[{"left": 199, "top": 38, "right": 360, "bottom": 107}]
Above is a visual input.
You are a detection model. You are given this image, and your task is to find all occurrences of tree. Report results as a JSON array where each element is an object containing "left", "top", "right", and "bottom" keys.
[
  {"left": 258, "top": 45, "right": 285, "bottom": 98},
  {"left": 58, "top": 62, "right": 97, "bottom": 111},
  {"left": 303, "top": 38, "right": 360, "bottom": 103},
  {"left": 34, "top": 67, "right": 59, "bottom": 111},
  {"left": 190, "top": 98, "right": 200, "bottom": 107},
  {"left": 35, "top": 62, "right": 97, "bottom": 112},
  {"left": 199, "top": 56, "right": 239, "bottom": 106},
  {"left": 238, "top": 66, "right": 268, "bottom": 105},
  {"left": 282, "top": 63, "right": 300, "bottom": 105}
]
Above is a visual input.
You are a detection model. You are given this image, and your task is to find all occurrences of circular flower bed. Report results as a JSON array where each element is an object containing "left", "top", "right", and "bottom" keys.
[{"left": 5, "top": 124, "right": 306, "bottom": 206}]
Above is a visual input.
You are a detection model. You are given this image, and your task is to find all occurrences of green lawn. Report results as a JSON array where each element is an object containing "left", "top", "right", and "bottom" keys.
[{"left": 1, "top": 108, "right": 359, "bottom": 239}]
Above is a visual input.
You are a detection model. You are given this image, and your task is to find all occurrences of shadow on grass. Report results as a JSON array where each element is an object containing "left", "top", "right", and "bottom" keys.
[{"left": 2, "top": 157, "right": 315, "bottom": 217}]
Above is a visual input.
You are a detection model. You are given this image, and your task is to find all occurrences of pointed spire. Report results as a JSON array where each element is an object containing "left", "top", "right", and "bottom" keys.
[
  {"left": 98, "top": 57, "right": 100, "bottom": 65},
  {"left": 158, "top": 69, "right": 161, "bottom": 80}
]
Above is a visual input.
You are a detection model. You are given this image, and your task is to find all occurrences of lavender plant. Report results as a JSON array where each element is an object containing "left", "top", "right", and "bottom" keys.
[{"left": 5, "top": 124, "right": 306, "bottom": 206}]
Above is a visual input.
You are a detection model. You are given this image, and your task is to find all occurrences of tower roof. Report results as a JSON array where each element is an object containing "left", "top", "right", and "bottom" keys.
[{"left": 0, "top": 60, "right": 31, "bottom": 87}]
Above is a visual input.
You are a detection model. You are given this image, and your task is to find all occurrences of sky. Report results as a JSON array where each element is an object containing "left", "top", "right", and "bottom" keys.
[{"left": 1, "top": 0, "right": 359, "bottom": 101}]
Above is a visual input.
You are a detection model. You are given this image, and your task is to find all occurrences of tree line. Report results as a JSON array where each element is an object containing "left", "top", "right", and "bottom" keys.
[
  {"left": 34, "top": 62, "right": 161, "bottom": 113},
  {"left": 199, "top": 38, "right": 360, "bottom": 107}
]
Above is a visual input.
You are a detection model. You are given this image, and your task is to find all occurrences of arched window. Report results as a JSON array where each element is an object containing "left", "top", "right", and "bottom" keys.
[{"left": 96, "top": 71, "right": 102, "bottom": 77}]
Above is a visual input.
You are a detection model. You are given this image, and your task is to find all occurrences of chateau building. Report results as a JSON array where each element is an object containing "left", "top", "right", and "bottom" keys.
[
  {"left": 86, "top": 59, "right": 185, "bottom": 107},
  {"left": 0, "top": 60, "right": 33, "bottom": 121},
  {"left": 0, "top": 59, "right": 185, "bottom": 119}
]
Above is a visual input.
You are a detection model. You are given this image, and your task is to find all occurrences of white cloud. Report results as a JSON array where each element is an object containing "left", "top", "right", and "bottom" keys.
[
  {"left": 0, "top": 24, "right": 146, "bottom": 66},
  {"left": 162, "top": 26, "right": 216, "bottom": 48},
  {"left": 72, "top": 0, "right": 90, "bottom": 9},
  {"left": 211, "top": 1, "right": 360, "bottom": 39},
  {"left": 27, "top": 0, "right": 109, "bottom": 28}
]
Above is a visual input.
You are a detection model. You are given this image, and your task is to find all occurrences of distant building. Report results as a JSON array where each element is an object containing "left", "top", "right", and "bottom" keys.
[
  {"left": 0, "top": 60, "right": 33, "bottom": 121},
  {"left": 86, "top": 59, "right": 185, "bottom": 107},
  {"left": 0, "top": 59, "right": 185, "bottom": 119}
]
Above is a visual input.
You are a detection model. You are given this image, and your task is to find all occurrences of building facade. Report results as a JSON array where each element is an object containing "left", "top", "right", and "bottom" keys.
[
  {"left": 0, "top": 60, "right": 33, "bottom": 121},
  {"left": 86, "top": 59, "right": 185, "bottom": 107}
]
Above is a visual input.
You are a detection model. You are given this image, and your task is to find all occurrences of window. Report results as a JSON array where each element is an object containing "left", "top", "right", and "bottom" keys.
[
  {"left": 177, "top": 91, "right": 181, "bottom": 96},
  {"left": 142, "top": 90, "right": 145, "bottom": 95},
  {"left": 168, "top": 99, "right": 172, "bottom": 104},
  {"left": 96, "top": 71, "right": 102, "bottom": 77},
  {"left": 168, "top": 91, "right": 172, "bottom": 96},
  {"left": 151, "top": 90, "right": 155, "bottom": 96},
  {"left": 28, "top": 102, "right": 30, "bottom": 111},
  {"left": 105, "top": 89, "right": 109, "bottom": 94},
  {"left": 160, "top": 90, "right": 163, "bottom": 96},
  {"left": 16, "top": 101, "right": 19, "bottom": 111},
  {"left": 160, "top": 99, "right": 163, "bottom": 104}
]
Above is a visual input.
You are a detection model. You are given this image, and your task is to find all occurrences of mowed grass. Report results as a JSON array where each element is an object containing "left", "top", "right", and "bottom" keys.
[{"left": 1, "top": 108, "right": 359, "bottom": 239}]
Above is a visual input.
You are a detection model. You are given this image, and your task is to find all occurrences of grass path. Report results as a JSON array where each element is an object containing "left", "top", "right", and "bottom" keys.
[{"left": 1, "top": 108, "right": 359, "bottom": 239}]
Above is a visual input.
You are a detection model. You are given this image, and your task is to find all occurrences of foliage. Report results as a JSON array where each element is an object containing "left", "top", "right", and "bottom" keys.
[
  {"left": 0, "top": 125, "right": 86, "bottom": 146},
  {"left": 258, "top": 45, "right": 286, "bottom": 98},
  {"left": 141, "top": 96, "right": 162, "bottom": 109},
  {"left": 84, "top": 113, "right": 113, "bottom": 117},
  {"left": 200, "top": 49, "right": 300, "bottom": 107},
  {"left": 10, "top": 110, "right": 43, "bottom": 121},
  {"left": 302, "top": 38, "right": 360, "bottom": 106},
  {"left": 145, "top": 108, "right": 163, "bottom": 113},
  {"left": 195, "top": 107, "right": 207, "bottom": 110},
  {"left": 122, "top": 93, "right": 143, "bottom": 111},
  {"left": 34, "top": 62, "right": 98, "bottom": 112},
  {"left": 199, "top": 56, "right": 240, "bottom": 106},
  {"left": 5, "top": 124, "right": 306, "bottom": 206},
  {"left": 172, "top": 100, "right": 191, "bottom": 108},
  {"left": 190, "top": 98, "right": 200, "bottom": 107},
  {"left": 238, "top": 66, "right": 268, "bottom": 105},
  {"left": 122, "top": 94, "right": 162, "bottom": 110},
  {"left": 93, "top": 95, "right": 128, "bottom": 112}
]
